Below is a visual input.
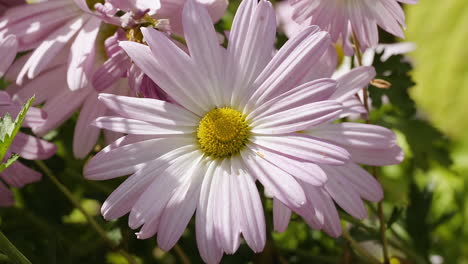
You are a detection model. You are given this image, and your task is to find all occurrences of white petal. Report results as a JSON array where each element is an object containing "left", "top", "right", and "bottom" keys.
[
  {"left": 92, "top": 116, "right": 195, "bottom": 135},
  {"left": 273, "top": 198, "right": 291, "bottom": 233},
  {"left": 98, "top": 93, "right": 198, "bottom": 126},
  {"left": 240, "top": 147, "right": 306, "bottom": 208},
  {"left": 252, "top": 134, "right": 350, "bottom": 165}
]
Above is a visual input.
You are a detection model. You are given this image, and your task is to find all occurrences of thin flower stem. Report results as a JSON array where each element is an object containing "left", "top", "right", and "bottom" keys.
[
  {"left": 0, "top": 231, "right": 31, "bottom": 264},
  {"left": 0, "top": 252, "right": 9, "bottom": 262},
  {"left": 34, "top": 160, "right": 137, "bottom": 264},
  {"left": 342, "top": 229, "right": 381, "bottom": 264},
  {"left": 173, "top": 244, "right": 191, "bottom": 264},
  {"left": 351, "top": 33, "right": 390, "bottom": 264}
]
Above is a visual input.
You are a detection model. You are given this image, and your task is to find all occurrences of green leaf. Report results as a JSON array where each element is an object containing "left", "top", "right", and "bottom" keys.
[
  {"left": 0, "top": 154, "right": 19, "bottom": 173},
  {"left": 0, "top": 96, "right": 35, "bottom": 162}
]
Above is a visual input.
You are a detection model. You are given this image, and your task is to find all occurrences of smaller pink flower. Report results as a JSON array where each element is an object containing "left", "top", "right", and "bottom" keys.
[
  {"left": 0, "top": 92, "right": 57, "bottom": 207},
  {"left": 289, "top": 0, "right": 418, "bottom": 54}
]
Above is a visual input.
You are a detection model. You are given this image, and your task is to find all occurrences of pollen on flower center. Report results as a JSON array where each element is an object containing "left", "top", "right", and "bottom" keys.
[{"left": 197, "top": 107, "right": 251, "bottom": 159}]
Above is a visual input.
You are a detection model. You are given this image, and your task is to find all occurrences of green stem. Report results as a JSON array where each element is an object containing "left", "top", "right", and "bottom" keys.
[
  {"left": 351, "top": 33, "right": 390, "bottom": 264},
  {"left": 342, "top": 229, "right": 381, "bottom": 264},
  {"left": 173, "top": 244, "right": 191, "bottom": 264},
  {"left": 34, "top": 160, "right": 137, "bottom": 264},
  {"left": 0, "top": 231, "right": 31, "bottom": 264}
]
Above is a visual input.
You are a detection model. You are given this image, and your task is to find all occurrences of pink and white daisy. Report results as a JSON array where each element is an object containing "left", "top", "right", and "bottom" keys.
[
  {"left": 0, "top": 92, "right": 57, "bottom": 207},
  {"left": 289, "top": 0, "right": 418, "bottom": 54},
  {"left": 84, "top": 0, "right": 402, "bottom": 262}
]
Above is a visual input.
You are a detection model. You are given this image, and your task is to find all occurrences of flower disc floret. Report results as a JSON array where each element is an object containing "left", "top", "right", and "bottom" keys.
[{"left": 197, "top": 107, "right": 251, "bottom": 159}]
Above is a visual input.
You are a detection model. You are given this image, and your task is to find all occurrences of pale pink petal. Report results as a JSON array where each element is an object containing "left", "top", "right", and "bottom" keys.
[
  {"left": 248, "top": 78, "right": 337, "bottom": 120},
  {"left": 250, "top": 100, "right": 342, "bottom": 135},
  {"left": 245, "top": 27, "right": 330, "bottom": 107},
  {"left": 348, "top": 144, "right": 404, "bottom": 166},
  {"left": 92, "top": 50, "right": 131, "bottom": 91},
  {"left": 331, "top": 66, "right": 376, "bottom": 102},
  {"left": 156, "top": 164, "right": 204, "bottom": 250},
  {"left": 92, "top": 116, "right": 195, "bottom": 135},
  {"left": 98, "top": 93, "right": 198, "bottom": 126},
  {"left": 303, "top": 184, "right": 342, "bottom": 237},
  {"left": 308, "top": 122, "right": 397, "bottom": 149},
  {"left": 252, "top": 134, "right": 350, "bottom": 165},
  {"left": 84, "top": 136, "right": 194, "bottom": 180},
  {"left": 128, "top": 149, "right": 200, "bottom": 229},
  {"left": 240, "top": 147, "right": 306, "bottom": 208},
  {"left": 273, "top": 198, "right": 291, "bottom": 233},
  {"left": 236, "top": 168, "right": 266, "bottom": 252},
  {"left": 120, "top": 40, "right": 207, "bottom": 115},
  {"left": 226, "top": 0, "right": 277, "bottom": 107},
  {"left": 321, "top": 163, "right": 383, "bottom": 202},
  {"left": 100, "top": 145, "right": 196, "bottom": 220},
  {"left": 0, "top": 182, "right": 14, "bottom": 207},
  {"left": 183, "top": 0, "right": 224, "bottom": 105},
  {"left": 247, "top": 143, "right": 327, "bottom": 186},
  {"left": 10, "top": 132, "right": 56, "bottom": 160},
  {"left": 324, "top": 173, "right": 368, "bottom": 219},
  {"left": 0, "top": 161, "right": 41, "bottom": 188},
  {"left": 32, "top": 85, "right": 90, "bottom": 136},
  {"left": 73, "top": 91, "right": 107, "bottom": 158},
  {"left": 67, "top": 16, "right": 100, "bottom": 90},
  {"left": 12, "top": 65, "right": 67, "bottom": 105},
  {"left": 18, "top": 16, "right": 84, "bottom": 81},
  {"left": 212, "top": 160, "right": 241, "bottom": 254},
  {"left": 0, "top": 35, "right": 17, "bottom": 77},
  {"left": 196, "top": 161, "right": 223, "bottom": 264}
]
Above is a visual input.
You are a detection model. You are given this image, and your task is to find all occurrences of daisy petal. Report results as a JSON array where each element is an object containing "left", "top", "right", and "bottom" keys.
[
  {"left": 84, "top": 136, "right": 194, "bottom": 180},
  {"left": 98, "top": 93, "right": 198, "bottom": 126},
  {"left": 273, "top": 198, "right": 291, "bottom": 233},
  {"left": 248, "top": 143, "right": 327, "bottom": 186},
  {"left": 240, "top": 147, "right": 306, "bottom": 208},
  {"left": 308, "top": 122, "right": 397, "bottom": 149},
  {"left": 196, "top": 161, "right": 223, "bottom": 264},
  {"left": 236, "top": 168, "right": 266, "bottom": 252},
  {"left": 10, "top": 132, "right": 57, "bottom": 160},
  {"left": 251, "top": 100, "right": 342, "bottom": 135},
  {"left": 92, "top": 116, "right": 195, "bottom": 135},
  {"left": 119, "top": 40, "right": 206, "bottom": 115},
  {"left": 252, "top": 134, "right": 350, "bottom": 165}
]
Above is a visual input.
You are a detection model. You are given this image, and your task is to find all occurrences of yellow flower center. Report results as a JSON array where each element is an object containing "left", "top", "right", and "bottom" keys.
[{"left": 197, "top": 107, "right": 251, "bottom": 159}]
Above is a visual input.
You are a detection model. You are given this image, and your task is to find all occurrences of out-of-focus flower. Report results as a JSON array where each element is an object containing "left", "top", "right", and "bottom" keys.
[
  {"left": 0, "top": 92, "right": 57, "bottom": 207},
  {"left": 157, "top": 0, "right": 228, "bottom": 35},
  {"left": 83, "top": 0, "right": 402, "bottom": 262},
  {"left": 289, "top": 0, "right": 418, "bottom": 54},
  {"left": 0, "top": 0, "right": 102, "bottom": 91},
  {"left": 4, "top": 53, "right": 129, "bottom": 159}
]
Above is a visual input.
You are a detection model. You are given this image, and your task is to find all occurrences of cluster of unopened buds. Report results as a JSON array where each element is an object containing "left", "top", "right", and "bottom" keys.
[{"left": 0, "top": 0, "right": 417, "bottom": 262}]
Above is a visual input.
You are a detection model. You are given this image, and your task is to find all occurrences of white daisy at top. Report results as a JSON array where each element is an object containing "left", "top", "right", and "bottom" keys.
[
  {"left": 289, "top": 0, "right": 418, "bottom": 54},
  {"left": 84, "top": 0, "right": 402, "bottom": 262}
]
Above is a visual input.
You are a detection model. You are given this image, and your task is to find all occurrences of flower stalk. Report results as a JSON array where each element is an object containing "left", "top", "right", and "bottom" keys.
[
  {"left": 352, "top": 32, "right": 391, "bottom": 264},
  {"left": 0, "top": 230, "right": 31, "bottom": 264}
]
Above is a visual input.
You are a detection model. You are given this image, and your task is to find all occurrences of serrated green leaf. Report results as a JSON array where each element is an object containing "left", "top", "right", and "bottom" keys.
[
  {"left": 0, "top": 154, "right": 19, "bottom": 173},
  {"left": 0, "top": 96, "right": 35, "bottom": 162}
]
